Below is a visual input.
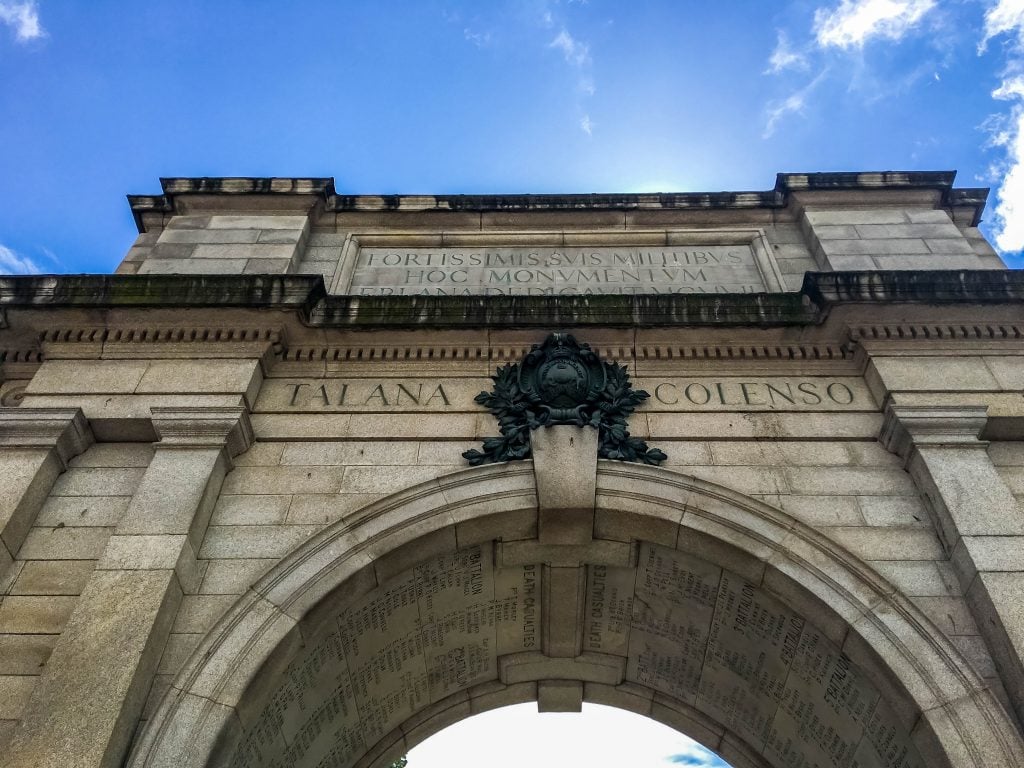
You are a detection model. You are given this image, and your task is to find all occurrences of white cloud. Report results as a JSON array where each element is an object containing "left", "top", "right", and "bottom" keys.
[
  {"left": 765, "top": 30, "right": 808, "bottom": 73},
  {"left": 0, "top": 0, "right": 43, "bottom": 42},
  {"left": 763, "top": 69, "right": 828, "bottom": 137},
  {"left": 978, "top": 2, "right": 1024, "bottom": 251},
  {"left": 550, "top": 28, "right": 590, "bottom": 67},
  {"left": 981, "top": 0, "right": 1024, "bottom": 51},
  {"left": 814, "top": 0, "right": 935, "bottom": 49},
  {"left": 0, "top": 243, "right": 42, "bottom": 274},
  {"left": 580, "top": 114, "right": 593, "bottom": 135},
  {"left": 987, "top": 77, "right": 1024, "bottom": 250}
]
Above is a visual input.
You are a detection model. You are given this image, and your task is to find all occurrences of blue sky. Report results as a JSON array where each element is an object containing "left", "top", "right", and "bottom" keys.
[{"left": 3, "top": 1, "right": 1024, "bottom": 273}]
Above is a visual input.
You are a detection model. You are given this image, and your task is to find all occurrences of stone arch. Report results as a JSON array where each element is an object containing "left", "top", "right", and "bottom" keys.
[{"left": 128, "top": 456, "right": 1024, "bottom": 768}]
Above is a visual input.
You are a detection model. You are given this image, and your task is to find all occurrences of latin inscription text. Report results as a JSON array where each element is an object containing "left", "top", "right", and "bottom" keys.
[{"left": 350, "top": 245, "right": 767, "bottom": 295}]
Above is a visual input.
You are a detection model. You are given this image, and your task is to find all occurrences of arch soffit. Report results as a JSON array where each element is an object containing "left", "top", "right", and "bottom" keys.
[{"left": 129, "top": 460, "right": 1024, "bottom": 768}]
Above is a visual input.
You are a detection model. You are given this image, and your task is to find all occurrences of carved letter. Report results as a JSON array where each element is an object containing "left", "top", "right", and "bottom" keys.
[
  {"left": 765, "top": 383, "right": 795, "bottom": 405},
  {"left": 425, "top": 385, "right": 451, "bottom": 406},
  {"left": 684, "top": 383, "right": 712, "bottom": 405},
  {"left": 654, "top": 383, "right": 678, "bottom": 405},
  {"left": 826, "top": 382, "right": 855, "bottom": 405},
  {"left": 364, "top": 385, "right": 389, "bottom": 406},
  {"left": 797, "top": 382, "right": 822, "bottom": 405},
  {"left": 396, "top": 383, "right": 422, "bottom": 405},
  {"left": 289, "top": 383, "right": 309, "bottom": 406},
  {"left": 315, "top": 385, "right": 331, "bottom": 406}
]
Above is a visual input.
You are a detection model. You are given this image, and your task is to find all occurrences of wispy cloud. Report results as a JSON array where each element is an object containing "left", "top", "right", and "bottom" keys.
[
  {"left": 0, "top": 0, "right": 43, "bottom": 42},
  {"left": 547, "top": 20, "right": 596, "bottom": 132},
  {"left": 814, "top": 0, "right": 936, "bottom": 49},
  {"left": 0, "top": 243, "right": 43, "bottom": 274},
  {"left": 979, "top": 1, "right": 1024, "bottom": 251},
  {"left": 763, "top": 69, "right": 828, "bottom": 137},
  {"left": 981, "top": 0, "right": 1024, "bottom": 51},
  {"left": 463, "top": 27, "right": 491, "bottom": 47},
  {"left": 765, "top": 30, "right": 809, "bottom": 73},
  {"left": 445, "top": 3, "right": 596, "bottom": 136},
  {"left": 550, "top": 28, "right": 591, "bottom": 67},
  {"left": 761, "top": 0, "right": 941, "bottom": 134}
]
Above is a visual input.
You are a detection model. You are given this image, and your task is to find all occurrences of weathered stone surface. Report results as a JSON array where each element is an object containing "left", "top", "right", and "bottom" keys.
[
  {"left": 5, "top": 570, "right": 181, "bottom": 768},
  {"left": 0, "top": 635, "right": 57, "bottom": 674},
  {"left": 11, "top": 560, "right": 95, "bottom": 595},
  {"left": 532, "top": 426, "right": 598, "bottom": 545}
]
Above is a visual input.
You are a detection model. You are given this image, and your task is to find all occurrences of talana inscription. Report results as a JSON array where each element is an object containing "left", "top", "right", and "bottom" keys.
[
  {"left": 350, "top": 246, "right": 766, "bottom": 295},
  {"left": 257, "top": 377, "right": 872, "bottom": 412}
]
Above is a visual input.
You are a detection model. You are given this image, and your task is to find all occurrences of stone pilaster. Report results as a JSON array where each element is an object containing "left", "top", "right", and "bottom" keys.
[
  {"left": 5, "top": 406, "right": 252, "bottom": 768},
  {"left": 0, "top": 408, "right": 93, "bottom": 577},
  {"left": 881, "top": 404, "right": 1024, "bottom": 724}
]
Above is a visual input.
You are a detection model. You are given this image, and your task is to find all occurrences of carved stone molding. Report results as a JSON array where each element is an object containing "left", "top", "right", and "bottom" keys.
[
  {"left": 0, "top": 407, "right": 94, "bottom": 465},
  {"left": 37, "top": 324, "right": 283, "bottom": 360},
  {"left": 150, "top": 406, "right": 254, "bottom": 457},
  {"left": 880, "top": 404, "right": 989, "bottom": 461},
  {"left": 850, "top": 321, "right": 1024, "bottom": 343}
]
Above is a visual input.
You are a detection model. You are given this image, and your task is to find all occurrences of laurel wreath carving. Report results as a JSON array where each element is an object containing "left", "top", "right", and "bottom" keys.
[{"left": 463, "top": 346, "right": 667, "bottom": 466}]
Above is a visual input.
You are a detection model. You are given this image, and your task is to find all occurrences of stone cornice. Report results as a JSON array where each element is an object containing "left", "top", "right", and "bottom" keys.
[
  {"left": 151, "top": 406, "right": 254, "bottom": 457},
  {"left": 0, "top": 407, "right": 94, "bottom": 465},
  {"left": 880, "top": 404, "right": 989, "bottom": 461},
  {"left": 4, "top": 271, "right": 1024, "bottom": 330},
  {"left": 126, "top": 172, "right": 985, "bottom": 228},
  {"left": 801, "top": 270, "right": 1024, "bottom": 304},
  {"left": 0, "top": 274, "right": 322, "bottom": 311}
]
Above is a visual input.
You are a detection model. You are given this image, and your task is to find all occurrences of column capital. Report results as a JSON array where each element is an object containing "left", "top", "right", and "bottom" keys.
[
  {"left": 150, "top": 406, "right": 253, "bottom": 457},
  {"left": 0, "top": 407, "right": 94, "bottom": 465},
  {"left": 880, "top": 404, "right": 989, "bottom": 461}
]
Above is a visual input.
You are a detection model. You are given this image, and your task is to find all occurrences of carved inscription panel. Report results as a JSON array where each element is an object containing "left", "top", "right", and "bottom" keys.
[
  {"left": 231, "top": 546, "right": 537, "bottom": 768},
  {"left": 231, "top": 543, "right": 923, "bottom": 768},
  {"left": 350, "top": 245, "right": 767, "bottom": 296},
  {"left": 257, "top": 376, "right": 874, "bottom": 413},
  {"left": 586, "top": 544, "right": 926, "bottom": 768}
]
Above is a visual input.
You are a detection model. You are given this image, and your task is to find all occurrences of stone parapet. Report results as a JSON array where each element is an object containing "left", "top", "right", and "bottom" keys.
[{"left": 115, "top": 171, "right": 1001, "bottom": 282}]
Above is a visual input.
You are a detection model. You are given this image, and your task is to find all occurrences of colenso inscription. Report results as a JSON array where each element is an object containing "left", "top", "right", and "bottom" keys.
[
  {"left": 646, "top": 377, "right": 860, "bottom": 409},
  {"left": 351, "top": 246, "right": 765, "bottom": 295}
]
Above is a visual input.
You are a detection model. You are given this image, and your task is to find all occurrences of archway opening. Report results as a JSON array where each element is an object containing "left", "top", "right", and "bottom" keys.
[
  {"left": 133, "top": 462, "right": 1021, "bottom": 768},
  {"left": 405, "top": 703, "right": 733, "bottom": 768}
]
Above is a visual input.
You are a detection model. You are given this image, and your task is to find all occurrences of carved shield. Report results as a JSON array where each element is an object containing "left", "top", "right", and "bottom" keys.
[{"left": 518, "top": 333, "right": 605, "bottom": 424}]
